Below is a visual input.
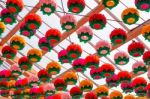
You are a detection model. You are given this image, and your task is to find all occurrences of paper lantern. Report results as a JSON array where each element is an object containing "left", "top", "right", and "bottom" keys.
[
  {"left": 43, "top": 83, "right": 55, "bottom": 96},
  {"left": 45, "top": 28, "right": 61, "bottom": 45},
  {"left": 40, "top": 0, "right": 56, "bottom": 15},
  {"left": 18, "top": 56, "right": 32, "bottom": 71},
  {"left": 0, "top": 81, "right": 8, "bottom": 90},
  {"left": 20, "top": 22, "right": 36, "bottom": 38},
  {"left": 94, "top": 85, "right": 109, "bottom": 97},
  {"left": 132, "top": 61, "right": 147, "bottom": 75},
  {"left": 80, "top": 79, "right": 93, "bottom": 92},
  {"left": 143, "top": 51, "right": 150, "bottom": 65},
  {"left": 58, "top": 49, "right": 71, "bottom": 64},
  {"left": 85, "top": 55, "right": 99, "bottom": 69},
  {"left": 46, "top": 61, "right": 61, "bottom": 75},
  {"left": 102, "top": 0, "right": 119, "bottom": 9},
  {"left": 28, "top": 75, "right": 39, "bottom": 87},
  {"left": 27, "top": 48, "right": 42, "bottom": 62},
  {"left": 15, "top": 78, "right": 29, "bottom": 89},
  {"left": 114, "top": 51, "right": 129, "bottom": 65},
  {"left": 70, "top": 86, "right": 83, "bottom": 99},
  {"left": 23, "top": 88, "right": 30, "bottom": 97},
  {"left": 54, "top": 78, "right": 67, "bottom": 91},
  {"left": 0, "top": 22, "right": 6, "bottom": 36},
  {"left": 135, "top": 88, "right": 147, "bottom": 97},
  {"left": 10, "top": 64, "right": 22, "bottom": 77},
  {"left": 0, "top": 70, "right": 11, "bottom": 81},
  {"left": 25, "top": 13, "right": 42, "bottom": 30},
  {"left": 85, "top": 92, "right": 98, "bottom": 99},
  {"left": 117, "top": 71, "right": 131, "bottom": 83},
  {"left": 109, "top": 90, "right": 123, "bottom": 99},
  {"left": 67, "top": 0, "right": 85, "bottom": 13},
  {"left": 121, "top": 8, "right": 139, "bottom": 25},
  {"left": 135, "top": 0, "right": 150, "bottom": 12},
  {"left": 90, "top": 68, "right": 101, "bottom": 80},
  {"left": 61, "top": 92, "right": 72, "bottom": 99},
  {"left": 124, "top": 94, "right": 135, "bottom": 99},
  {"left": 8, "top": 80, "right": 16, "bottom": 90},
  {"left": 0, "top": 90, "right": 10, "bottom": 97},
  {"left": 100, "top": 63, "right": 115, "bottom": 78},
  {"left": 38, "top": 37, "right": 52, "bottom": 52},
  {"left": 132, "top": 77, "right": 147, "bottom": 91},
  {"left": 128, "top": 41, "right": 145, "bottom": 57},
  {"left": 110, "top": 28, "right": 127, "bottom": 45},
  {"left": 95, "top": 40, "right": 111, "bottom": 56},
  {"left": 1, "top": 8, "right": 17, "bottom": 24},
  {"left": 72, "top": 58, "right": 86, "bottom": 72},
  {"left": 6, "top": 0, "right": 24, "bottom": 14},
  {"left": 106, "top": 74, "right": 119, "bottom": 87},
  {"left": 67, "top": 43, "right": 82, "bottom": 60},
  {"left": 142, "top": 24, "right": 150, "bottom": 41},
  {"left": 10, "top": 35, "right": 26, "bottom": 50},
  {"left": 76, "top": 26, "right": 93, "bottom": 43},
  {"left": 30, "top": 87, "right": 44, "bottom": 98},
  {"left": 1, "top": 45, "right": 17, "bottom": 59},
  {"left": 121, "top": 83, "right": 133, "bottom": 93},
  {"left": 11, "top": 89, "right": 23, "bottom": 99},
  {"left": 38, "top": 69, "right": 51, "bottom": 82},
  {"left": 60, "top": 14, "right": 77, "bottom": 31},
  {"left": 63, "top": 71, "right": 77, "bottom": 85},
  {"left": 89, "top": 14, "right": 107, "bottom": 30}
]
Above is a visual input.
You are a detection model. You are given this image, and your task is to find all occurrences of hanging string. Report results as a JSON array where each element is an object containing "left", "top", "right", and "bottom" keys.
[{"left": 60, "top": 0, "right": 66, "bottom": 15}]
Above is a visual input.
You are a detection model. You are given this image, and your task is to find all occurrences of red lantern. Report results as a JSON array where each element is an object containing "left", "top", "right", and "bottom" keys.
[
  {"left": 1, "top": 8, "right": 17, "bottom": 25},
  {"left": 25, "top": 13, "right": 42, "bottom": 30},
  {"left": 85, "top": 55, "right": 99, "bottom": 69},
  {"left": 85, "top": 92, "right": 98, "bottom": 99},
  {"left": 54, "top": 78, "right": 67, "bottom": 91},
  {"left": 132, "top": 77, "right": 147, "bottom": 91},
  {"left": 0, "top": 70, "right": 11, "bottom": 81},
  {"left": 38, "top": 37, "right": 52, "bottom": 52},
  {"left": 110, "top": 28, "right": 127, "bottom": 45},
  {"left": 1, "top": 45, "right": 17, "bottom": 59},
  {"left": 20, "top": 22, "right": 36, "bottom": 38},
  {"left": 15, "top": 78, "right": 29, "bottom": 89},
  {"left": 66, "top": 43, "right": 82, "bottom": 60},
  {"left": 18, "top": 56, "right": 32, "bottom": 71},
  {"left": 38, "top": 69, "right": 51, "bottom": 82},
  {"left": 128, "top": 41, "right": 145, "bottom": 57},
  {"left": 121, "top": 83, "right": 133, "bottom": 93},
  {"left": 100, "top": 63, "right": 115, "bottom": 78},
  {"left": 117, "top": 71, "right": 132, "bottom": 83},
  {"left": 106, "top": 74, "right": 119, "bottom": 87},
  {"left": 72, "top": 58, "right": 86, "bottom": 72},
  {"left": 70, "top": 86, "right": 83, "bottom": 99},
  {"left": 45, "top": 28, "right": 61, "bottom": 46},
  {"left": 6, "top": 0, "right": 24, "bottom": 14},
  {"left": 30, "top": 87, "right": 44, "bottom": 98},
  {"left": 90, "top": 68, "right": 101, "bottom": 80},
  {"left": 143, "top": 51, "right": 150, "bottom": 65},
  {"left": 67, "top": 0, "right": 85, "bottom": 13},
  {"left": 89, "top": 14, "right": 107, "bottom": 30},
  {"left": 58, "top": 49, "right": 71, "bottom": 64}
]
